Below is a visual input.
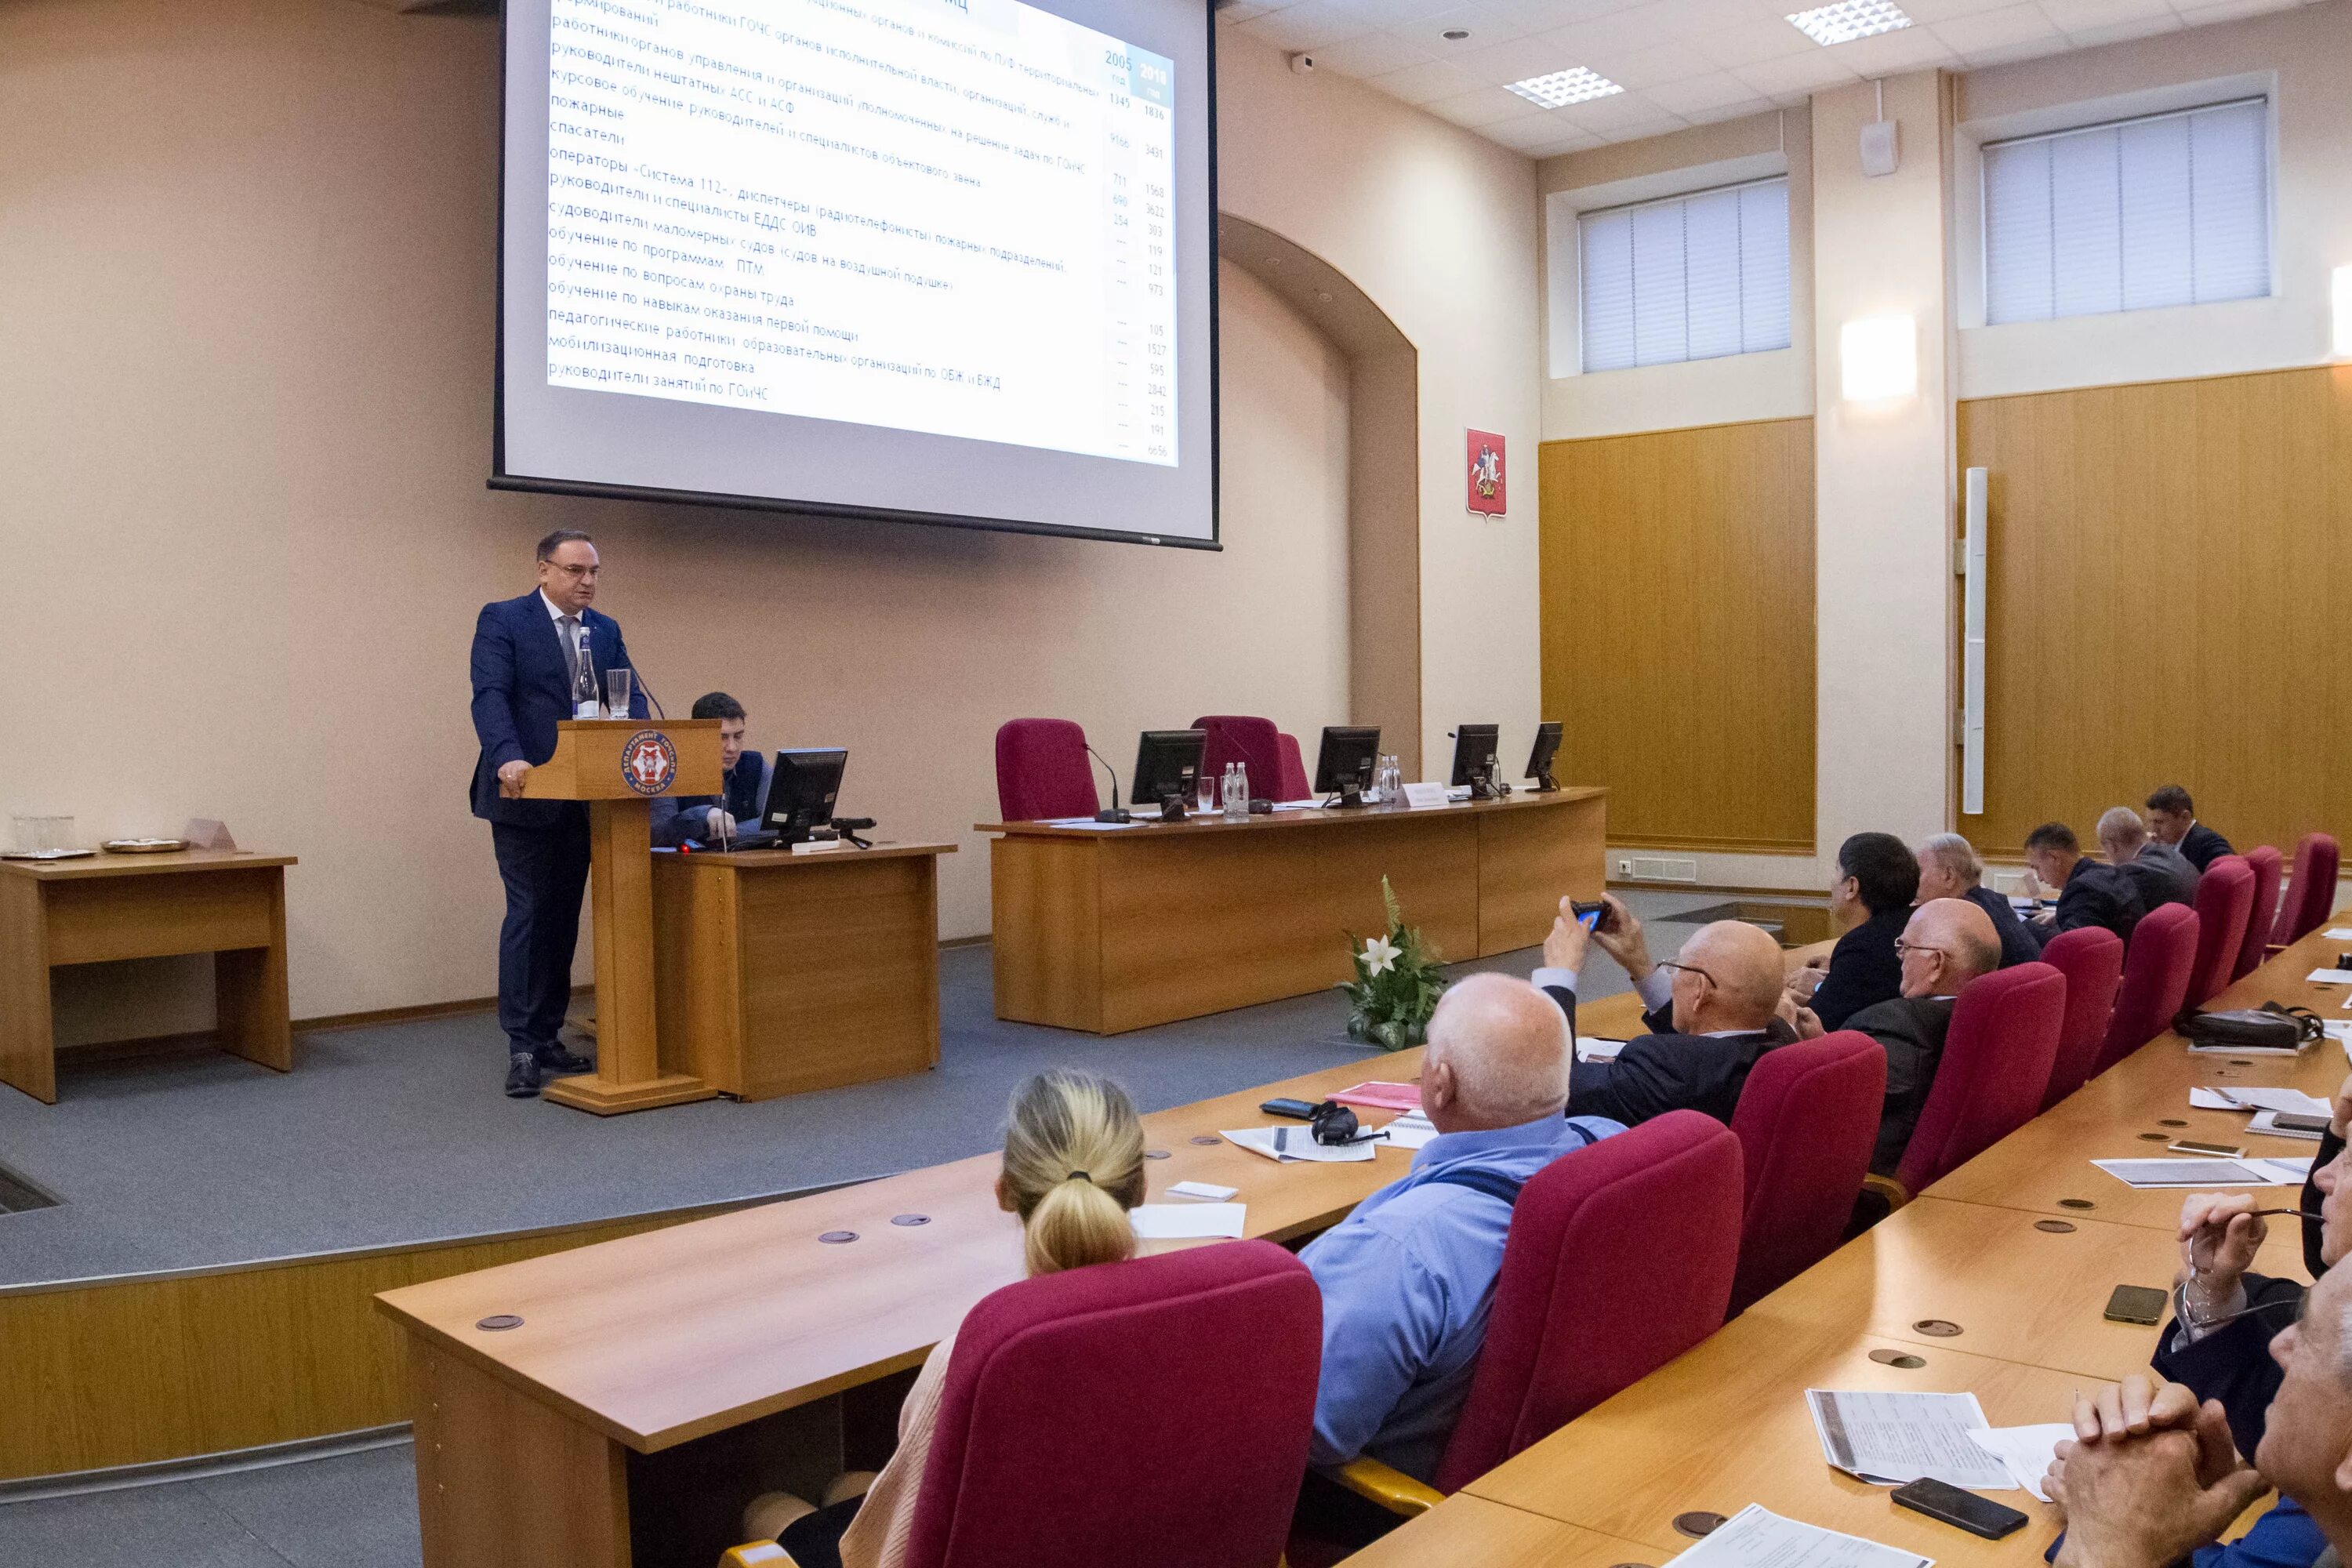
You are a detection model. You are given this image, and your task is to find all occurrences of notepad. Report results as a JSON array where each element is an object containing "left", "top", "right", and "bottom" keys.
[
  {"left": 1130, "top": 1203, "right": 1245, "bottom": 1240},
  {"left": 1382, "top": 1109, "right": 1439, "bottom": 1150},
  {"left": 2094, "top": 1156, "right": 2304, "bottom": 1188},
  {"left": 1661, "top": 1504, "right": 1930, "bottom": 1568}
]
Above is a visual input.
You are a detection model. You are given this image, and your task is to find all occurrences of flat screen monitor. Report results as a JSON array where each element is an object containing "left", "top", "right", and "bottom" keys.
[
  {"left": 766, "top": 748, "right": 848, "bottom": 844},
  {"left": 1525, "top": 720, "right": 1563, "bottom": 791},
  {"left": 1448, "top": 724, "right": 1501, "bottom": 789},
  {"left": 1132, "top": 729, "right": 1204, "bottom": 808},
  {"left": 1312, "top": 726, "right": 1381, "bottom": 802}
]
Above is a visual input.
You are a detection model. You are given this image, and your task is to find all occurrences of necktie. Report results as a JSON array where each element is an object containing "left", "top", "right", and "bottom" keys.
[{"left": 560, "top": 615, "right": 584, "bottom": 691}]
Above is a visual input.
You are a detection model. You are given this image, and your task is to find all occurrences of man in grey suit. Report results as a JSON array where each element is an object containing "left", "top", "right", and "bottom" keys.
[
  {"left": 2101, "top": 805, "right": 2202, "bottom": 912},
  {"left": 1795, "top": 897, "right": 2003, "bottom": 1174}
]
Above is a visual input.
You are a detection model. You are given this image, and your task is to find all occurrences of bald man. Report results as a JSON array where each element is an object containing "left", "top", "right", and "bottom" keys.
[
  {"left": 1796, "top": 898, "right": 2002, "bottom": 1174},
  {"left": 1299, "top": 974, "right": 1624, "bottom": 1486},
  {"left": 1537, "top": 893, "right": 1793, "bottom": 1127},
  {"left": 2100, "top": 805, "right": 2201, "bottom": 912}
]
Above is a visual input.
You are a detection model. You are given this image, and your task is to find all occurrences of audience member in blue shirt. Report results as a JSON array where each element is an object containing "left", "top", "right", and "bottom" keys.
[{"left": 1301, "top": 973, "right": 1624, "bottom": 1483}]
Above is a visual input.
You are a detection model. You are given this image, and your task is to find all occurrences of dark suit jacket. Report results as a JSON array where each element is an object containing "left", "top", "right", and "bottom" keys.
[
  {"left": 1807, "top": 907, "right": 1907, "bottom": 1032},
  {"left": 651, "top": 753, "right": 773, "bottom": 848},
  {"left": 2030, "top": 858, "right": 2145, "bottom": 950},
  {"left": 2178, "top": 822, "right": 2235, "bottom": 872},
  {"left": 1965, "top": 886, "right": 2041, "bottom": 970},
  {"left": 468, "top": 591, "right": 648, "bottom": 827},
  {"left": 2121, "top": 840, "right": 2201, "bottom": 911},
  {"left": 1544, "top": 985, "right": 1789, "bottom": 1128},
  {"left": 1842, "top": 993, "right": 1952, "bottom": 1175}
]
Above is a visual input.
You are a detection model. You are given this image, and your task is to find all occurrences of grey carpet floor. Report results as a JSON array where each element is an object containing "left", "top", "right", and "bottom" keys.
[{"left": 0, "top": 889, "right": 1722, "bottom": 1289}]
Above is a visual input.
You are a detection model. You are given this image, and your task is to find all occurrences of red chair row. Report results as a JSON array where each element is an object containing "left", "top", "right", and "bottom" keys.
[{"left": 995, "top": 717, "right": 1316, "bottom": 822}]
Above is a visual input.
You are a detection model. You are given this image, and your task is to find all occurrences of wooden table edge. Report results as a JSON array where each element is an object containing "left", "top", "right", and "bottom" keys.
[
  {"left": 659, "top": 841, "right": 956, "bottom": 868},
  {"left": 0, "top": 851, "right": 299, "bottom": 880},
  {"left": 975, "top": 786, "right": 1606, "bottom": 838}
]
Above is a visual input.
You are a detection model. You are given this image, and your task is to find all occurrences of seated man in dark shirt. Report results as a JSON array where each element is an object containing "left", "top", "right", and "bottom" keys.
[
  {"left": 1914, "top": 832, "right": 2038, "bottom": 968},
  {"left": 2148, "top": 784, "right": 2237, "bottom": 873},
  {"left": 1534, "top": 894, "right": 1791, "bottom": 1127},
  {"left": 2100, "top": 805, "right": 2201, "bottom": 911},
  {"left": 650, "top": 691, "right": 773, "bottom": 848},
  {"left": 1789, "top": 832, "right": 1919, "bottom": 1032},
  {"left": 2020, "top": 820, "right": 2147, "bottom": 949},
  {"left": 1793, "top": 897, "right": 2002, "bottom": 1174}
]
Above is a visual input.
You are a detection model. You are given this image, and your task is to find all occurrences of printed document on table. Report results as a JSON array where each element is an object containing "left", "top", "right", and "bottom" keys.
[
  {"left": 1131, "top": 1203, "right": 1245, "bottom": 1240},
  {"left": 1805, "top": 1389, "right": 2014, "bottom": 1489},
  {"left": 2190, "top": 1087, "right": 2331, "bottom": 1116},
  {"left": 1382, "top": 1110, "right": 1439, "bottom": 1150},
  {"left": 2094, "top": 1157, "right": 2287, "bottom": 1188},
  {"left": 1221, "top": 1127, "right": 1379, "bottom": 1163},
  {"left": 1969, "top": 1424, "right": 2074, "bottom": 1501},
  {"left": 1662, "top": 1504, "right": 1930, "bottom": 1568},
  {"left": 2307, "top": 968, "right": 2352, "bottom": 985}
]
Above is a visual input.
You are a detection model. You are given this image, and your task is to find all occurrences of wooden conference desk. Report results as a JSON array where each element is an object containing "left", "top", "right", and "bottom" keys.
[
  {"left": 0, "top": 847, "right": 296, "bottom": 1105},
  {"left": 982, "top": 786, "right": 1606, "bottom": 1033},
  {"left": 650, "top": 842, "right": 953, "bottom": 1101}
]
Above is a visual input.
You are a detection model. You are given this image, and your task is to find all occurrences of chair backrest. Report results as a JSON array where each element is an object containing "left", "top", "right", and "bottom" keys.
[
  {"left": 1192, "top": 716, "right": 1283, "bottom": 799},
  {"left": 1892, "top": 962, "right": 2066, "bottom": 1196},
  {"left": 2184, "top": 855, "right": 2255, "bottom": 1011},
  {"left": 2275, "top": 833, "right": 2341, "bottom": 947},
  {"left": 993, "top": 719, "right": 1098, "bottom": 823},
  {"left": 2093, "top": 901, "right": 2199, "bottom": 1076},
  {"left": 2037, "top": 926, "right": 2125, "bottom": 1111},
  {"left": 906, "top": 1240, "right": 1319, "bottom": 1568},
  {"left": 1432, "top": 1110, "right": 1742, "bottom": 1494},
  {"left": 1275, "top": 731, "right": 1312, "bottom": 803},
  {"left": 1725, "top": 1032, "right": 1887, "bottom": 1315},
  {"left": 2235, "top": 845, "right": 2283, "bottom": 982}
]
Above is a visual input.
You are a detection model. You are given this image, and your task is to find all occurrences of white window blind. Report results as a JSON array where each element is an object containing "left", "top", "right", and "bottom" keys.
[
  {"left": 1579, "top": 178, "right": 1791, "bottom": 372},
  {"left": 1983, "top": 97, "right": 2270, "bottom": 325}
]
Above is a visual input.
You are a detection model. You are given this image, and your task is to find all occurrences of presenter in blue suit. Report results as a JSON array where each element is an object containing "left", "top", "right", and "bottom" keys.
[{"left": 469, "top": 528, "right": 649, "bottom": 1098}]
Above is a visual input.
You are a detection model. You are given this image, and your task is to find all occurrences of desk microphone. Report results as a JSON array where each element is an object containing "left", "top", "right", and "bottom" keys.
[{"left": 1084, "top": 744, "right": 1131, "bottom": 824}]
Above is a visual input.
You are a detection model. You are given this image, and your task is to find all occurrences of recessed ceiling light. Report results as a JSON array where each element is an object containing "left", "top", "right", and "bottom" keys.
[
  {"left": 1503, "top": 67, "right": 1623, "bottom": 109},
  {"left": 1784, "top": 0, "right": 1913, "bottom": 45},
  {"left": 1441, "top": 27, "right": 1470, "bottom": 39}
]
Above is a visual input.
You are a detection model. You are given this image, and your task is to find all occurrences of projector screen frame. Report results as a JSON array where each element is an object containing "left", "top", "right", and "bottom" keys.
[{"left": 488, "top": 0, "right": 1222, "bottom": 552}]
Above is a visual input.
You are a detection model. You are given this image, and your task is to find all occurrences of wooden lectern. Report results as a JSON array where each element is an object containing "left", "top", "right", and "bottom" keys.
[{"left": 522, "top": 717, "right": 721, "bottom": 1114}]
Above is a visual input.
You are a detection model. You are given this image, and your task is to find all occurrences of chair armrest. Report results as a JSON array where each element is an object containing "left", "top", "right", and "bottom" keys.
[
  {"left": 720, "top": 1543, "right": 797, "bottom": 1568},
  {"left": 1861, "top": 1172, "right": 1911, "bottom": 1212},
  {"left": 1329, "top": 1457, "right": 1446, "bottom": 1517}
]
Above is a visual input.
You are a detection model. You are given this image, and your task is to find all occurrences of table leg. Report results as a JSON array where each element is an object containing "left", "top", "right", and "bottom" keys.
[
  {"left": 0, "top": 877, "right": 56, "bottom": 1105},
  {"left": 216, "top": 869, "right": 292, "bottom": 1073},
  {"left": 545, "top": 799, "right": 713, "bottom": 1115}
]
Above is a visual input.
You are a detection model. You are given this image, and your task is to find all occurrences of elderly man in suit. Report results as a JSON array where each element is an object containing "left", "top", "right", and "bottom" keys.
[
  {"left": 1915, "top": 833, "right": 2038, "bottom": 968},
  {"left": 469, "top": 528, "right": 650, "bottom": 1098},
  {"left": 2101, "top": 805, "right": 2201, "bottom": 912}
]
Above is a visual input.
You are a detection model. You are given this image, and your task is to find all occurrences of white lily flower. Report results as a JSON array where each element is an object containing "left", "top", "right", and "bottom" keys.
[{"left": 1361, "top": 935, "right": 1401, "bottom": 976}]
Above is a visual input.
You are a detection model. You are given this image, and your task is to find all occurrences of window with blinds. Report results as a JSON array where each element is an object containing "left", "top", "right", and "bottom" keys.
[
  {"left": 1578, "top": 178, "right": 1791, "bottom": 373},
  {"left": 1982, "top": 97, "right": 2271, "bottom": 325}
]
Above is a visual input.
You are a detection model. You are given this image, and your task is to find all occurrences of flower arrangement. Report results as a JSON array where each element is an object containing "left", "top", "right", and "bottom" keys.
[{"left": 1339, "top": 877, "right": 1446, "bottom": 1051}]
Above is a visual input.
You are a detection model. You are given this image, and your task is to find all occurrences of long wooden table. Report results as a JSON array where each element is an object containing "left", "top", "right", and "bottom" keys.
[
  {"left": 0, "top": 847, "right": 296, "bottom": 1105},
  {"left": 981, "top": 786, "right": 1605, "bottom": 1033}
]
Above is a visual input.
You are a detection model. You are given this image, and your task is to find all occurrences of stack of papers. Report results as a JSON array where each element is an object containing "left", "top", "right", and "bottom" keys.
[
  {"left": 2307, "top": 968, "right": 2352, "bottom": 985},
  {"left": 1331, "top": 1081, "right": 1421, "bottom": 1112},
  {"left": 1664, "top": 1505, "right": 1929, "bottom": 1568},
  {"left": 1131, "top": 1203, "right": 1246, "bottom": 1240},
  {"left": 1221, "top": 1127, "right": 1379, "bottom": 1163},
  {"left": 1382, "top": 1109, "right": 1439, "bottom": 1150},
  {"left": 1804, "top": 1390, "right": 2015, "bottom": 1490},
  {"left": 1577, "top": 1036, "right": 1628, "bottom": 1063},
  {"left": 2190, "top": 1087, "right": 2331, "bottom": 1115},
  {"left": 2093, "top": 1156, "right": 2314, "bottom": 1189}
]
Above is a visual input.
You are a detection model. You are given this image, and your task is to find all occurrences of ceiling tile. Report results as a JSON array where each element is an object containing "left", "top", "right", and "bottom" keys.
[
  {"left": 1410, "top": 2, "right": 1534, "bottom": 44},
  {"left": 1217, "top": 3, "right": 1279, "bottom": 24},
  {"left": 1308, "top": 29, "right": 1443, "bottom": 74},
  {"left": 1731, "top": 47, "right": 1866, "bottom": 96},
  {"left": 1531, "top": 131, "right": 1611, "bottom": 156},
  {"left": 1525, "top": 1, "right": 1693, "bottom": 62},
  {"left": 1483, "top": 109, "right": 1581, "bottom": 147},
  {"left": 1365, "top": 56, "right": 1489, "bottom": 101},
  {"left": 1641, "top": 68, "right": 1782, "bottom": 114},
  {"left": 1589, "top": 39, "right": 1720, "bottom": 86},
  {"left": 2173, "top": 0, "right": 2298, "bottom": 25},
  {"left": 1929, "top": 2, "right": 2060, "bottom": 50},
  {"left": 1824, "top": 23, "right": 1961, "bottom": 70},
  {"left": 1426, "top": 84, "right": 1548, "bottom": 125},
  {"left": 1596, "top": 110, "right": 1700, "bottom": 140},
  {"left": 1478, "top": 0, "right": 1660, "bottom": 29},
  {"left": 2037, "top": 0, "right": 2173, "bottom": 27},
  {"left": 2060, "top": 13, "right": 2183, "bottom": 43},
  {"left": 1689, "top": 16, "right": 1824, "bottom": 67},
  {"left": 1240, "top": 1, "right": 1377, "bottom": 50},
  {"left": 1892, "top": 0, "right": 2033, "bottom": 22},
  {"left": 1559, "top": 89, "right": 1690, "bottom": 131},
  {"left": 1955, "top": 34, "right": 2074, "bottom": 61},
  {"left": 1679, "top": 93, "right": 1782, "bottom": 122},
  {"left": 1442, "top": 33, "right": 1586, "bottom": 83},
  {"left": 1328, "top": 0, "right": 1466, "bottom": 24}
]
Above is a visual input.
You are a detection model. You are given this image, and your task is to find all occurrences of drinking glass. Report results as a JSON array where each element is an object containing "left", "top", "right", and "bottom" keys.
[
  {"left": 604, "top": 667, "right": 633, "bottom": 720},
  {"left": 13, "top": 815, "right": 72, "bottom": 853},
  {"left": 1195, "top": 769, "right": 1216, "bottom": 815}
]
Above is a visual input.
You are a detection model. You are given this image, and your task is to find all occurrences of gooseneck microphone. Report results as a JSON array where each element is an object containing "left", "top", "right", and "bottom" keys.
[{"left": 1084, "top": 744, "right": 1131, "bottom": 824}]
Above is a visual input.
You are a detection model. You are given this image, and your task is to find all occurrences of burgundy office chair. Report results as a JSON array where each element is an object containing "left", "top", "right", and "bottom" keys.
[
  {"left": 993, "top": 718, "right": 1098, "bottom": 822},
  {"left": 1276, "top": 731, "right": 1312, "bottom": 803},
  {"left": 2235, "top": 845, "right": 2283, "bottom": 981},
  {"left": 2183, "top": 855, "right": 2254, "bottom": 1011},
  {"left": 1319, "top": 1110, "right": 1744, "bottom": 1524},
  {"left": 2037, "top": 926, "right": 2125, "bottom": 1112},
  {"left": 2091, "top": 902, "right": 2199, "bottom": 1077},
  {"left": 1726, "top": 1033, "right": 1886, "bottom": 1314},
  {"left": 1874, "top": 961, "right": 2065, "bottom": 1207},
  {"left": 900, "top": 1241, "right": 1319, "bottom": 1568},
  {"left": 1192, "top": 716, "right": 1283, "bottom": 800},
  {"left": 2274, "top": 833, "right": 2341, "bottom": 948}
]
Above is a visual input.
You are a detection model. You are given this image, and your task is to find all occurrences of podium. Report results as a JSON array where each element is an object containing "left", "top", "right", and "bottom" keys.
[{"left": 522, "top": 717, "right": 721, "bottom": 1115}]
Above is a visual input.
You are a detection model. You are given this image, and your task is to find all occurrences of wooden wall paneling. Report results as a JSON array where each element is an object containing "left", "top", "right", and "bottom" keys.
[
  {"left": 1538, "top": 419, "right": 1817, "bottom": 851},
  {"left": 1961, "top": 367, "right": 2352, "bottom": 858},
  {"left": 1477, "top": 791, "right": 1607, "bottom": 953}
]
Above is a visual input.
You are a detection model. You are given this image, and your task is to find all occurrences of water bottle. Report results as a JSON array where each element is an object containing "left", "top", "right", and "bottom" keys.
[
  {"left": 571, "top": 631, "right": 600, "bottom": 719},
  {"left": 1225, "top": 760, "right": 1249, "bottom": 821}
]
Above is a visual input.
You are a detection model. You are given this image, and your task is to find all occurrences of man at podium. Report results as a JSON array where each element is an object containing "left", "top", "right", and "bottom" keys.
[{"left": 468, "top": 528, "right": 648, "bottom": 1098}]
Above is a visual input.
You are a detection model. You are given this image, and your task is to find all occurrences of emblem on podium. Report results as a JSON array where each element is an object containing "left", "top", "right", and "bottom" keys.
[{"left": 621, "top": 730, "right": 678, "bottom": 796}]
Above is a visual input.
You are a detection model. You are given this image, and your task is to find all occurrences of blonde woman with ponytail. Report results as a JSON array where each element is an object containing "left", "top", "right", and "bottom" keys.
[{"left": 739, "top": 1070, "right": 1148, "bottom": 1568}]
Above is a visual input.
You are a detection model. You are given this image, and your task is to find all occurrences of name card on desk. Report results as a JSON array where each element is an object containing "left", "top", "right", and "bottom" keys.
[{"left": 1400, "top": 782, "right": 1451, "bottom": 811}]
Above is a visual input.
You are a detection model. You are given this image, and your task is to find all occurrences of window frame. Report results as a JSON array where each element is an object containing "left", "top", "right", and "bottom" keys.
[{"left": 1574, "top": 174, "right": 1795, "bottom": 376}]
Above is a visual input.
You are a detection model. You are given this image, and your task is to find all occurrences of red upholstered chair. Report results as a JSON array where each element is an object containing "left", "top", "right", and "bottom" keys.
[
  {"left": 2038, "top": 927, "right": 2125, "bottom": 1112},
  {"left": 2092, "top": 902, "right": 2199, "bottom": 1078},
  {"left": 2236, "top": 845, "right": 2283, "bottom": 981},
  {"left": 1329, "top": 1111, "right": 1744, "bottom": 1520},
  {"left": 1193, "top": 715, "right": 1283, "bottom": 800},
  {"left": 1725, "top": 1033, "right": 1886, "bottom": 1315},
  {"left": 1875, "top": 962, "right": 2066, "bottom": 1207},
  {"left": 2274, "top": 833, "right": 2341, "bottom": 948},
  {"left": 1276, "top": 731, "right": 1312, "bottom": 803},
  {"left": 2183, "top": 855, "right": 2255, "bottom": 1011},
  {"left": 993, "top": 719, "right": 1098, "bottom": 822},
  {"left": 901, "top": 1240, "right": 1319, "bottom": 1568}
]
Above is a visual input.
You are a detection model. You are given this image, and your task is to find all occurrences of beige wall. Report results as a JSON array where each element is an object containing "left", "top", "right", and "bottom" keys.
[{"left": 1, "top": 0, "right": 1541, "bottom": 1040}]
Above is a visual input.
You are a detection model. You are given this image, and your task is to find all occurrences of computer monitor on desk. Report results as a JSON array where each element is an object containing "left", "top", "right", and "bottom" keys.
[
  {"left": 765, "top": 749, "right": 847, "bottom": 844},
  {"left": 1449, "top": 724, "right": 1503, "bottom": 800},
  {"left": 1313, "top": 727, "right": 1380, "bottom": 808},
  {"left": 1132, "top": 730, "right": 1206, "bottom": 820},
  {"left": 1524, "top": 721, "right": 1563, "bottom": 793}
]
